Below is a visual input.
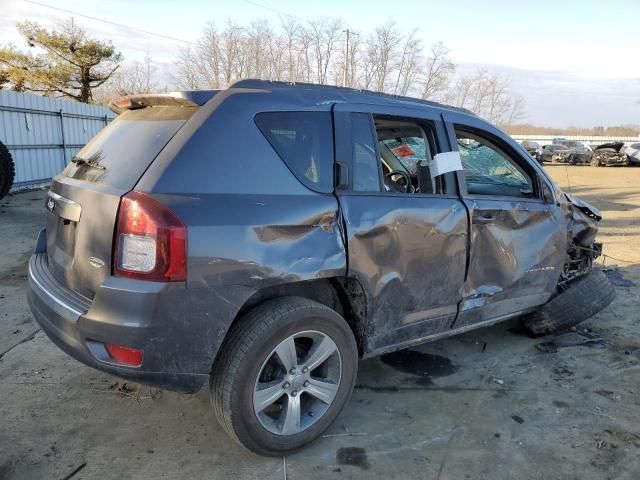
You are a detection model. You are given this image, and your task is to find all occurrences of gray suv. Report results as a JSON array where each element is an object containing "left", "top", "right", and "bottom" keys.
[{"left": 28, "top": 80, "right": 614, "bottom": 455}]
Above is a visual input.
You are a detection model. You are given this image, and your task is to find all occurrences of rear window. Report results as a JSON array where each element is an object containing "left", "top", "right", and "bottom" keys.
[
  {"left": 255, "top": 112, "right": 334, "bottom": 193},
  {"left": 63, "top": 106, "right": 196, "bottom": 190}
]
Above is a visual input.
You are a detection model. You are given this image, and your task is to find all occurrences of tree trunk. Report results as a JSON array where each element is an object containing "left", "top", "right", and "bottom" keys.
[{"left": 79, "top": 67, "right": 91, "bottom": 103}]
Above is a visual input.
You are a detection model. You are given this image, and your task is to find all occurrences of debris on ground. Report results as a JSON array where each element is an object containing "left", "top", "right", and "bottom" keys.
[
  {"left": 536, "top": 331, "right": 605, "bottom": 353},
  {"left": 601, "top": 267, "right": 636, "bottom": 287},
  {"left": 107, "top": 382, "right": 162, "bottom": 402},
  {"left": 61, "top": 462, "right": 86, "bottom": 480},
  {"left": 109, "top": 381, "right": 136, "bottom": 395}
]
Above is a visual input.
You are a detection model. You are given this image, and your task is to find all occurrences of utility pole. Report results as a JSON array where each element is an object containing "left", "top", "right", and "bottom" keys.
[{"left": 343, "top": 29, "right": 350, "bottom": 87}]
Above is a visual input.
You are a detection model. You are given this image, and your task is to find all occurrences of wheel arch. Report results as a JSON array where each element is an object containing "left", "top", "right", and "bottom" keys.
[{"left": 216, "top": 277, "right": 369, "bottom": 363}]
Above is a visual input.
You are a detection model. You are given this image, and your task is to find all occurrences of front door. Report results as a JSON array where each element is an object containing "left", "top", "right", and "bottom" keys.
[
  {"left": 443, "top": 117, "right": 566, "bottom": 328},
  {"left": 334, "top": 105, "right": 468, "bottom": 354}
]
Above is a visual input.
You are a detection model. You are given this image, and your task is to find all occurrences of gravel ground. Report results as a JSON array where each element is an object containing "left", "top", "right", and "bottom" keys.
[{"left": 1, "top": 165, "right": 639, "bottom": 479}]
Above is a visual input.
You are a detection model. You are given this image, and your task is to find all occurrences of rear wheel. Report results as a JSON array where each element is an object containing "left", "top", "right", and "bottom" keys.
[
  {"left": 0, "top": 141, "right": 15, "bottom": 200},
  {"left": 521, "top": 270, "right": 615, "bottom": 336},
  {"left": 210, "top": 297, "right": 358, "bottom": 456}
]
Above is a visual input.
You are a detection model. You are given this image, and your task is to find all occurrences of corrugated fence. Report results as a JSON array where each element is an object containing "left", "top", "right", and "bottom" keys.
[{"left": 0, "top": 91, "right": 115, "bottom": 190}]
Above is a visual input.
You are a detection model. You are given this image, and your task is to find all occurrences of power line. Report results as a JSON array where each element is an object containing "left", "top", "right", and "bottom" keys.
[
  {"left": 243, "top": 0, "right": 302, "bottom": 21},
  {"left": 23, "top": 0, "right": 196, "bottom": 45}
]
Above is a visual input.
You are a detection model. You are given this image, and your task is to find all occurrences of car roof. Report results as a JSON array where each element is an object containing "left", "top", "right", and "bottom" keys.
[{"left": 224, "top": 79, "right": 476, "bottom": 116}]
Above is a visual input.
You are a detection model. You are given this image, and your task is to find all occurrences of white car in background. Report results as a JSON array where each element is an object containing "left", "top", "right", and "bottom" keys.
[{"left": 622, "top": 142, "right": 640, "bottom": 166}]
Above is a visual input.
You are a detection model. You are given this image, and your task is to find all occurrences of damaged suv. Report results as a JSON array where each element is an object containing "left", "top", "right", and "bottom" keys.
[{"left": 28, "top": 80, "right": 615, "bottom": 456}]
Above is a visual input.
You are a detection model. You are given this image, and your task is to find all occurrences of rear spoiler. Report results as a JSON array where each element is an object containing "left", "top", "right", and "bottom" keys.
[{"left": 109, "top": 90, "right": 219, "bottom": 114}]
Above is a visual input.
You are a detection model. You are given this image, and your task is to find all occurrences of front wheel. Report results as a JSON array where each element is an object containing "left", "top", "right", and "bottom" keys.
[
  {"left": 520, "top": 270, "right": 615, "bottom": 336},
  {"left": 210, "top": 297, "right": 358, "bottom": 456}
]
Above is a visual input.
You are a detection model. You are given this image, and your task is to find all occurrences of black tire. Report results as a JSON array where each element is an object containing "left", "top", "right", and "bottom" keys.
[
  {"left": 210, "top": 296, "right": 358, "bottom": 456},
  {"left": 0, "top": 141, "right": 15, "bottom": 200},
  {"left": 521, "top": 270, "right": 615, "bottom": 337}
]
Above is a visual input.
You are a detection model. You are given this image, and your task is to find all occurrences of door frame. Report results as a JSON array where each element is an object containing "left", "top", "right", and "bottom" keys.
[
  {"left": 333, "top": 102, "right": 470, "bottom": 355},
  {"left": 441, "top": 111, "right": 566, "bottom": 327}
]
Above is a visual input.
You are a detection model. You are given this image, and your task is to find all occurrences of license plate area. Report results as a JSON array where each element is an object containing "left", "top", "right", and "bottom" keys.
[
  {"left": 55, "top": 217, "right": 78, "bottom": 257},
  {"left": 45, "top": 191, "right": 82, "bottom": 280}
]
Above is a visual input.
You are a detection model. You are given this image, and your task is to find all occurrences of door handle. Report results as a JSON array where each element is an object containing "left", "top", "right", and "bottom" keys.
[{"left": 473, "top": 214, "right": 495, "bottom": 224}]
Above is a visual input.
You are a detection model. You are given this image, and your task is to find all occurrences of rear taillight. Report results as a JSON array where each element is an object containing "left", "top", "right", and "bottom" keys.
[
  {"left": 105, "top": 343, "right": 143, "bottom": 367},
  {"left": 114, "top": 191, "right": 186, "bottom": 282}
]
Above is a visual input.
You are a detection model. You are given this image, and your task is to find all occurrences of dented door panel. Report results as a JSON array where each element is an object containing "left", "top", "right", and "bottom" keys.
[
  {"left": 441, "top": 113, "right": 568, "bottom": 328},
  {"left": 340, "top": 195, "right": 468, "bottom": 353},
  {"left": 454, "top": 197, "right": 566, "bottom": 327}
]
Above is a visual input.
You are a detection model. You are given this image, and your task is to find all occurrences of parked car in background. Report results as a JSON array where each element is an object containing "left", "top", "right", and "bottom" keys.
[
  {"left": 591, "top": 142, "right": 629, "bottom": 167},
  {"left": 520, "top": 140, "right": 543, "bottom": 164},
  {"left": 622, "top": 142, "right": 640, "bottom": 166},
  {"left": 562, "top": 141, "right": 592, "bottom": 164},
  {"left": 27, "top": 80, "right": 615, "bottom": 455},
  {"left": 541, "top": 144, "right": 573, "bottom": 163}
]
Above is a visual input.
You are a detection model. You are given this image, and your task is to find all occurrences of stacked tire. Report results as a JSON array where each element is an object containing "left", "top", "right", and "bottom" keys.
[{"left": 0, "top": 141, "right": 15, "bottom": 200}]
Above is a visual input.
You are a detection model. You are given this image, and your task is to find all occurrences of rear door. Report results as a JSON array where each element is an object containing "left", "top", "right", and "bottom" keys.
[
  {"left": 334, "top": 103, "right": 468, "bottom": 354},
  {"left": 46, "top": 105, "right": 198, "bottom": 298},
  {"left": 442, "top": 114, "right": 566, "bottom": 328}
]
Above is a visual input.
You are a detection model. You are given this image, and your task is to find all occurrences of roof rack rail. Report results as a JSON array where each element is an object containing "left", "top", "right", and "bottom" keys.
[{"left": 228, "top": 79, "right": 475, "bottom": 116}]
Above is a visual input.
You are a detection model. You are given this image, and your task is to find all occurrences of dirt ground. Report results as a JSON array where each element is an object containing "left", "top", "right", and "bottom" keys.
[{"left": 1, "top": 165, "right": 639, "bottom": 480}]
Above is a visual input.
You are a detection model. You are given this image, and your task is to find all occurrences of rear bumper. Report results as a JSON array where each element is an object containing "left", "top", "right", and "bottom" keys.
[{"left": 27, "top": 231, "right": 208, "bottom": 393}]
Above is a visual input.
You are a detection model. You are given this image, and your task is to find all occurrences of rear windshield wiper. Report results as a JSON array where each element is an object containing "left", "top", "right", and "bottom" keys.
[{"left": 71, "top": 157, "right": 106, "bottom": 170}]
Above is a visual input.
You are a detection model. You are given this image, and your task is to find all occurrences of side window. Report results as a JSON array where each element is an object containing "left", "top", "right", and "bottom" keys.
[
  {"left": 255, "top": 112, "right": 334, "bottom": 193},
  {"left": 351, "top": 114, "right": 381, "bottom": 192},
  {"left": 373, "top": 117, "right": 444, "bottom": 194},
  {"left": 455, "top": 129, "right": 534, "bottom": 198}
]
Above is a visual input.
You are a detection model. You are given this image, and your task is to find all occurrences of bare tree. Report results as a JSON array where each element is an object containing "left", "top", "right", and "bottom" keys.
[
  {"left": 393, "top": 29, "right": 421, "bottom": 96},
  {"left": 370, "top": 23, "right": 401, "bottom": 92},
  {"left": 174, "top": 46, "right": 201, "bottom": 89},
  {"left": 358, "top": 34, "right": 379, "bottom": 90},
  {"left": 171, "top": 16, "right": 526, "bottom": 125},
  {"left": 442, "top": 68, "right": 525, "bottom": 125},
  {"left": 420, "top": 42, "right": 455, "bottom": 100},
  {"left": 112, "top": 54, "right": 156, "bottom": 96},
  {"left": 281, "top": 17, "right": 301, "bottom": 82},
  {"left": 308, "top": 18, "right": 343, "bottom": 84},
  {"left": 220, "top": 20, "right": 245, "bottom": 86}
]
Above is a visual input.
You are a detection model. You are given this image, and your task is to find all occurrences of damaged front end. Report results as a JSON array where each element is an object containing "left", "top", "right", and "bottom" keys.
[
  {"left": 592, "top": 142, "right": 629, "bottom": 167},
  {"left": 551, "top": 151, "right": 572, "bottom": 163},
  {"left": 559, "top": 193, "right": 602, "bottom": 291}
]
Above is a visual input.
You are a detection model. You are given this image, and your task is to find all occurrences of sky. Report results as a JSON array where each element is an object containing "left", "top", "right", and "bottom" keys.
[{"left": 1, "top": 0, "right": 638, "bottom": 127}]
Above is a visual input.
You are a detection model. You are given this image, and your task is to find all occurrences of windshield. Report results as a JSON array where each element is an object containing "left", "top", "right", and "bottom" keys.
[{"left": 63, "top": 106, "right": 196, "bottom": 190}]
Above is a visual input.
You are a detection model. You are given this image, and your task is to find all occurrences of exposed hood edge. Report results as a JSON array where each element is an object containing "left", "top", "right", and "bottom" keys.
[
  {"left": 564, "top": 193, "right": 602, "bottom": 221},
  {"left": 594, "top": 142, "right": 624, "bottom": 152}
]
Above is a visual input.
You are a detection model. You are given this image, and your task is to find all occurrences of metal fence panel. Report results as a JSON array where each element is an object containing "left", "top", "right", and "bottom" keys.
[{"left": 0, "top": 90, "right": 115, "bottom": 189}]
